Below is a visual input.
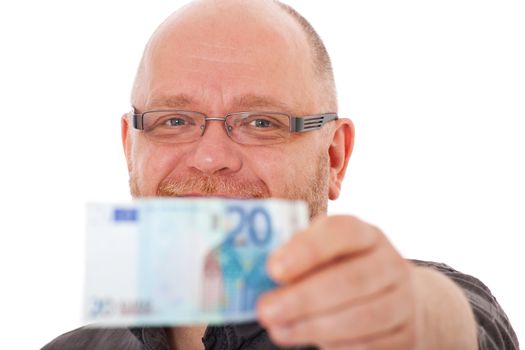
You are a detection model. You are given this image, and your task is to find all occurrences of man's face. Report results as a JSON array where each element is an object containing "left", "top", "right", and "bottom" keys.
[{"left": 123, "top": 1, "right": 337, "bottom": 217}]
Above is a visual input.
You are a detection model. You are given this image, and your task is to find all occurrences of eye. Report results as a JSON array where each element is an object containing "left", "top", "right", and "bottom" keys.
[
  {"left": 238, "top": 114, "right": 289, "bottom": 132},
  {"left": 154, "top": 113, "right": 196, "bottom": 128},
  {"left": 250, "top": 118, "right": 273, "bottom": 128},
  {"left": 143, "top": 111, "right": 199, "bottom": 134},
  {"left": 164, "top": 118, "right": 187, "bottom": 127}
]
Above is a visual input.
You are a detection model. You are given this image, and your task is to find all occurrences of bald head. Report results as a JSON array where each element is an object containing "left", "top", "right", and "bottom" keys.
[
  {"left": 131, "top": 0, "right": 337, "bottom": 113},
  {"left": 273, "top": 1, "right": 337, "bottom": 109}
]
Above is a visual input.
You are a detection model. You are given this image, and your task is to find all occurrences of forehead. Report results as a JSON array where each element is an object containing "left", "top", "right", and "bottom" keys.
[{"left": 134, "top": 1, "right": 318, "bottom": 114}]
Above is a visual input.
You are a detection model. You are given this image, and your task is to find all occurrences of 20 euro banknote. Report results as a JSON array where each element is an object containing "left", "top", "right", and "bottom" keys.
[{"left": 83, "top": 198, "right": 308, "bottom": 326}]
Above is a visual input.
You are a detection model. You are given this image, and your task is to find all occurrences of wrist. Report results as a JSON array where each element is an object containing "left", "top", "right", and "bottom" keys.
[{"left": 413, "top": 266, "right": 478, "bottom": 350}]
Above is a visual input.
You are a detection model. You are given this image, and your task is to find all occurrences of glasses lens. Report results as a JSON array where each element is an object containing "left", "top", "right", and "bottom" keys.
[
  {"left": 142, "top": 111, "right": 204, "bottom": 143},
  {"left": 227, "top": 112, "right": 291, "bottom": 145}
]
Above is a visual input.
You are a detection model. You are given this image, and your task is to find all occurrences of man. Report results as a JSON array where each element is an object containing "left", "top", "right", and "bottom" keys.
[{"left": 43, "top": 0, "right": 518, "bottom": 349}]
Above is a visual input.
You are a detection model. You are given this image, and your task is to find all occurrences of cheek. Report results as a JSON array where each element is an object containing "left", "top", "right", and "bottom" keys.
[
  {"left": 244, "top": 146, "right": 302, "bottom": 194},
  {"left": 263, "top": 139, "right": 325, "bottom": 192},
  {"left": 132, "top": 142, "right": 186, "bottom": 194}
]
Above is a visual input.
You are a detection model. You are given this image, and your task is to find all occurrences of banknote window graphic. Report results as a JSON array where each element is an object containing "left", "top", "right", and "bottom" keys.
[{"left": 202, "top": 205, "right": 275, "bottom": 314}]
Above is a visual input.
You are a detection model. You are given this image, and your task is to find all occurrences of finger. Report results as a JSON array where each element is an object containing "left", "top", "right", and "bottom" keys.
[
  {"left": 258, "top": 243, "right": 409, "bottom": 325},
  {"left": 268, "top": 215, "right": 381, "bottom": 283},
  {"left": 265, "top": 283, "right": 414, "bottom": 346},
  {"left": 321, "top": 323, "right": 419, "bottom": 350}
]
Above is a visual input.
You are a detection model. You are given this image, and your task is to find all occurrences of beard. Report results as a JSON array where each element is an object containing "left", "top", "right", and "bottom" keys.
[{"left": 129, "top": 152, "right": 329, "bottom": 219}]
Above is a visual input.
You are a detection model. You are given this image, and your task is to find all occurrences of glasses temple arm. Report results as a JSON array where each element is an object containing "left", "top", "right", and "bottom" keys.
[{"left": 290, "top": 113, "right": 338, "bottom": 132}]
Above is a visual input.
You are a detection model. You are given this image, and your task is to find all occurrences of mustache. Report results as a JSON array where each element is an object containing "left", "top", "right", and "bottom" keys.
[{"left": 157, "top": 175, "right": 270, "bottom": 198}]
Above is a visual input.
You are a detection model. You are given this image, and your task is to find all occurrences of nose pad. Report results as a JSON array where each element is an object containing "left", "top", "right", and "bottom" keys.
[
  {"left": 199, "top": 124, "right": 206, "bottom": 136},
  {"left": 225, "top": 123, "right": 234, "bottom": 137}
]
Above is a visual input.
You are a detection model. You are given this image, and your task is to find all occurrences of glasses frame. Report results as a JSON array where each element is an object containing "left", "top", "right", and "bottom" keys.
[{"left": 128, "top": 107, "right": 338, "bottom": 143}]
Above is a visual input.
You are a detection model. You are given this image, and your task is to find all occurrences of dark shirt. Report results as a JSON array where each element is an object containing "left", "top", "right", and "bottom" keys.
[{"left": 42, "top": 260, "right": 519, "bottom": 350}]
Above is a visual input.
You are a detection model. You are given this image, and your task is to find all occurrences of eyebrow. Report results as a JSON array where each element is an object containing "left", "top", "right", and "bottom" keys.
[
  {"left": 233, "top": 94, "right": 296, "bottom": 114},
  {"left": 146, "top": 94, "right": 194, "bottom": 110},
  {"left": 145, "top": 93, "right": 298, "bottom": 115}
]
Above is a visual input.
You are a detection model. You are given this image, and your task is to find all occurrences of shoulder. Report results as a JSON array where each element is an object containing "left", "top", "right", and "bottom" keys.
[{"left": 41, "top": 326, "right": 144, "bottom": 350}]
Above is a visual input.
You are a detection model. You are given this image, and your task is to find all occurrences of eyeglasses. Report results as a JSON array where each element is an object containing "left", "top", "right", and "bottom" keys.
[{"left": 129, "top": 108, "right": 338, "bottom": 145}]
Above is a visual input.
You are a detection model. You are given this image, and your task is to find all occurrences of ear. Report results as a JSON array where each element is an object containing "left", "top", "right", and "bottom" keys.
[
  {"left": 327, "top": 118, "right": 355, "bottom": 200},
  {"left": 121, "top": 113, "right": 132, "bottom": 172}
]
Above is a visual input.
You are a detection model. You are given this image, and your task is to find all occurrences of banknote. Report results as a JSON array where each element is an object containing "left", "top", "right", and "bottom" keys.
[{"left": 83, "top": 198, "right": 308, "bottom": 326}]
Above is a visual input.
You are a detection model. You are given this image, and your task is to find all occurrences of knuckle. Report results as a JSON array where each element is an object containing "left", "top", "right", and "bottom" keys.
[
  {"left": 364, "top": 300, "right": 387, "bottom": 326},
  {"left": 290, "top": 283, "right": 314, "bottom": 312},
  {"left": 341, "top": 260, "right": 368, "bottom": 290},
  {"left": 386, "top": 286, "right": 413, "bottom": 327},
  {"left": 301, "top": 236, "right": 325, "bottom": 263},
  {"left": 331, "top": 214, "right": 359, "bottom": 225},
  {"left": 393, "top": 323, "right": 420, "bottom": 350},
  {"left": 326, "top": 215, "right": 360, "bottom": 236}
]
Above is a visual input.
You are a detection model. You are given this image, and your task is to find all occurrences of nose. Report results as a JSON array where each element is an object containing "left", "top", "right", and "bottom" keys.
[{"left": 185, "top": 119, "right": 242, "bottom": 175}]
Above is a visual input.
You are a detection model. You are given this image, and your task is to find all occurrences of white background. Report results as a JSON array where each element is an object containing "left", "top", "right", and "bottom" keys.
[{"left": 0, "top": 1, "right": 523, "bottom": 348}]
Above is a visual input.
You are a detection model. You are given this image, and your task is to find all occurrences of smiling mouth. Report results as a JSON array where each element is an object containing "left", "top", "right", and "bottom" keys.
[
  {"left": 156, "top": 177, "right": 270, "bottom": 199},
  {"left": 175, "top": 193, "right": 254, "bottom": 199}
]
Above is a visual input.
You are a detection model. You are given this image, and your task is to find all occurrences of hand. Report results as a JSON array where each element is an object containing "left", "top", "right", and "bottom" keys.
[{"left": 257, "top": 215, "right": 421, "bottom": 349}]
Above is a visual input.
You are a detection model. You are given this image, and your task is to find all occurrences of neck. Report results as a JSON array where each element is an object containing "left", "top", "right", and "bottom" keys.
[{"left": 167, "top": 326, "right": 207, "bottom": 350}]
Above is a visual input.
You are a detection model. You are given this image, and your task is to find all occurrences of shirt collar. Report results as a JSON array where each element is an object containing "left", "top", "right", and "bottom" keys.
[{"left": 129, "top": 322, "right": 265, "bottom": 350}]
